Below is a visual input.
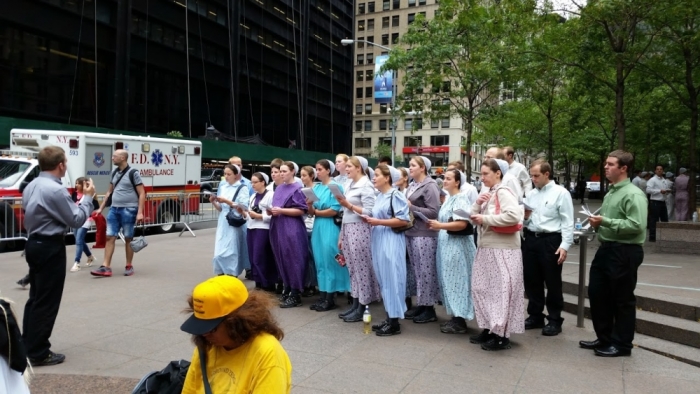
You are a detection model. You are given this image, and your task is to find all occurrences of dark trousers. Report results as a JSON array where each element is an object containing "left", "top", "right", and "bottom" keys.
[
  {"left": 648, "top": 200, "right": 668, "bottom": 240},
  {"left": 588, "top": 243, "right": 644, "bottom": 351},
  {"left": 23, "top": 236, "right": 67, "bottom": 360},
  {"left": 523, "top": 232, "right": 564, "bottom": 323}
]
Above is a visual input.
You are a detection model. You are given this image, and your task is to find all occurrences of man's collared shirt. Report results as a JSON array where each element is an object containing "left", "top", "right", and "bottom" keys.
[
  {"left": 460, "top": 182, "right": 479, "bottom": 205},
  {"left": 524, "top": 181, "right": 574, "bottom": 251},
  {"left": 631, "top": 176, "right": 642, "bottom": 189},
  {"left": 22, "top": 173, "right": 94, "bottom": 236},
  {"left": 598, "top": 179, "right": 647, "bottom": 245},
  {"left": 240, "top": 176, "right": 254, "bottom": 197},
  {"left": 508, "top": 161, "right": 533, "bottom": 197},
  {"left": 646, "top": 175, "right": 667, "bottom": 201}
]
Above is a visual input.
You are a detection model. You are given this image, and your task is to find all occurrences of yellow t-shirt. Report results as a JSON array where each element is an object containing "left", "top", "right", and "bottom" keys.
[{"left": 181, "top": 333, "right": 292, "bottom": 394}]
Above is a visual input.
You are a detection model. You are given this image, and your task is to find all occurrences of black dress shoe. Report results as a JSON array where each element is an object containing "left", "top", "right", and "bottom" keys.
[
  {"left": 594, "top": 345, "right": 631, "bottom": 357},
  {"left": 413, "top": 307, "right": 438, "bottom": 324},
  {"left": 579, "top": 339, "right": 608, "bottom": 350},
  {"left": 542, "top": 322, "right": 562, "bottom": 336},
  {"left": 372, "top": 319, "right": 389, "bottom": 331},
  {"left": 524, "top": 316, "right": 545, "bottom": 330},
  {"left": 29, "top": 351, "right": 66, "bottom": 366},
  {"left": 404, "top": 306, "right": 424, "bottom": 319},
  {"left": 469, "top": 329, "right": 493, "bottom": 344},
  {"left": 343, "top": 306, "right": 365, "bottom": 322}
]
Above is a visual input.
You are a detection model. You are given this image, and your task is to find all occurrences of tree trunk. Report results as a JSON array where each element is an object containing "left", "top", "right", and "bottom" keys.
[
  {"left": 465, "top": 113, "right": 473, "bottom": 177},
  {"left": 616, "top": 60, "right": 626, "bottom": 149},
  {"left": 547, "top": 115, "right": 554, "bottom": 170}
]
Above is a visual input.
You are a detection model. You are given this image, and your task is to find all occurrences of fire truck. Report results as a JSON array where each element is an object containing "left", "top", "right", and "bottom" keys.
[{"left": 0, "top": 129, "right": 202, "bottom": 251}]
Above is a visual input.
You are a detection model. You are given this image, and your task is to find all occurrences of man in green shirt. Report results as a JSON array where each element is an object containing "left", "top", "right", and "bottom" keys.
[{"left": 579, "top": 150, "right": 647, "bottom": 357}]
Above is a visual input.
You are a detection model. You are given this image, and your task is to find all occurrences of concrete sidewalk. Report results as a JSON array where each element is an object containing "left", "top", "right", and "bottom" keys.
[{"left": 1, "top": 229, "right": 699, "bottom": 393}]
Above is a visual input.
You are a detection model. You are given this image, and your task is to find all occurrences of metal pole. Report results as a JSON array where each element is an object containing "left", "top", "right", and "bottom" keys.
[
  {"left": 390, "top": 70, "right": 396, "bottom": 165},
  {"left": 577, "top": 234, "right": 588, "bottom": 328}
]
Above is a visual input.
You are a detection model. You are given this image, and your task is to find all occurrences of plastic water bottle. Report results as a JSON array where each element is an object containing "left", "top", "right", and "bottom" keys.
[
  {"left": 575, "top": 217, "right": 582, "bottom": 231},
  {"left": 693, "top": 212, "right": 698, "bottom": 223},
  {"left": 363, "top": 306, "right": 371, "bottom": 334}
]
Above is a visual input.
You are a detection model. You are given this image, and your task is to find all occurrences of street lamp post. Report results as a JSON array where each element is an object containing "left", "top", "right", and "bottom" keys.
[{"left": 341, "top": 39, "right": 397, "bottom": 165}]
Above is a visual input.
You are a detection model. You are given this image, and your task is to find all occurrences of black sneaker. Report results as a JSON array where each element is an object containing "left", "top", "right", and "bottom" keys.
[
  {"left": 440, "top": 319, "right": 468, "bottom": 334},
  {"left": 481, "top": 336, "right": 511, "bottom": 351},
  {"left": 309, "top": 296, "right": 325, "bottom": 311},
  {"left": 17, "top": 275, "right": 30, "bottom": 288},
  {"left": 524, "top": 316, "right": 545, "bottom": 330},
  {"left": 376, "top": 322, "right": 401, "bottom": 337},
  {"left": 542, "top": 321, "right": 563, "bottom": 336},
  {"left": 280, "top": 295, "right": 302, "bottom": 308},
  {"left": 372, "top": 319, "right": 389, "bottom": 331},
  {"left": 301, "top": 287, "right": 317, "bottom": 298},
  {"left": 342, "top": 306, "right": 365, "bottom": 323},
  {"left": 469, "top": 329, "right": 493, "bottom": 344},
  {"left": 404, "top": 306, "right": 423, "bottom": 319},
  {"left": 412, "top": 308, "right": 437, "bottom": 324},
  {"left": 29, "top": 351, "right": 66, "bottom": 366},
  {"left": 315, "top": 299, "right": 337, "bottom": 312},
  {"left": 338, "top": 304, "right": 357, "bottom": 319}
]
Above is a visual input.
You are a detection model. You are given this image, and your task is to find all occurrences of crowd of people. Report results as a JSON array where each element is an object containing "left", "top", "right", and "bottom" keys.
[{"left": 4, "top": 144, "right": 651, "bottom": 393}]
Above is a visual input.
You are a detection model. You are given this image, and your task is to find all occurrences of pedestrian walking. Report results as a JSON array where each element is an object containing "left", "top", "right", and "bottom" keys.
[
  {"left": 70, "top": 177, "right": 99, "bottom": 272},
  {"left": 646, "top": 165, "right": 669, "bottom": 241}
]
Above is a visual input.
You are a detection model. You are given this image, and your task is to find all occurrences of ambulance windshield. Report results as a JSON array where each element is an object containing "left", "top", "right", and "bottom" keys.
[{"left": 0, "top": 159, "right": 30, "bottom": 187}]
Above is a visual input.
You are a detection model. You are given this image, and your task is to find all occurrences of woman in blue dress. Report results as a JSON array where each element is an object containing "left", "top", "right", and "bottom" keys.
[
  {"left": 210, "top": 164, "right": 250, "bottom": 276},
  {"left": 307, "top": 159, "right": 350, "bottom": 312},
  {"left": 427, "top": 169, "right": 477, "bottom": 334},
  {"left": 365, "top": 164, "right": 411, "bottom": 336}
]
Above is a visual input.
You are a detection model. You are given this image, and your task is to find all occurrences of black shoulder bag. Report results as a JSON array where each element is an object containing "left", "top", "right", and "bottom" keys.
[
  {"left": 447, "top": 218, "right": 474, "bottom": 236},
  {"left": 197, "top": 346, "right": 213, "bottom": 394},
  {"left": 226, "top": 185, "right": 247, "bottom": 227}
]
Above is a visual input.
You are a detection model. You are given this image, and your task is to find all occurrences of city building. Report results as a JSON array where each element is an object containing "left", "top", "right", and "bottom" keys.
[{"left": 0, "top": 0, "right": 355, "bottom": 155}]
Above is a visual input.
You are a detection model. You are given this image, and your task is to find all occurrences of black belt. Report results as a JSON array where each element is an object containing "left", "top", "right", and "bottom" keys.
[
  {"left": 524, "top": 229, "right": 561, "bottom": 238},
  {"left": 650, "top": 200, "right": 666, "bottom": 204},
  {"left": 600, "top": 241, "right": 639, "bottom": 247},
  {"left": 28, "top": 233, "right": 65, "bottom": 242}
]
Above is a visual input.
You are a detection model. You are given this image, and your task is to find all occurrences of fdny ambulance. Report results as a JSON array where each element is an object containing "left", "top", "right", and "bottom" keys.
[{"left": 0, "top": 129, "right": 202, "bottom": 249}]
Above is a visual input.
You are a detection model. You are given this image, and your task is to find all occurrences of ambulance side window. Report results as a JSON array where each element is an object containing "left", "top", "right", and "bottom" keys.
[{"left": 19, "top": 166, "right": 41, "bottom": 193}]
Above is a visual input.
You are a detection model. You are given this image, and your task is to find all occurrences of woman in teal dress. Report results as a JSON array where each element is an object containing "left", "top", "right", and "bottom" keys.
[
  {"left": 307, "top": 159, "right": 350, "bottom": 311},
  {"left": 427, "top": 169, "right": 476, "bottom": 334}
]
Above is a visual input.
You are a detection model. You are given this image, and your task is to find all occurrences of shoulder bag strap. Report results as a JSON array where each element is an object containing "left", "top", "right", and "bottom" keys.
[
  {"left": 232, "top": 184, "right": 244, "bottom": 202},
  {"left": 198, "top": 346, "right": 213, "bottom": 394},
  {"left": 112, "top": 167, "right": 130, "bottom": 189},
  {"left": 128, "top": 168, "right": 139, "bottom": 196},
  {"left": 389, "top": 190, "right": 395, "bottom": 218}
]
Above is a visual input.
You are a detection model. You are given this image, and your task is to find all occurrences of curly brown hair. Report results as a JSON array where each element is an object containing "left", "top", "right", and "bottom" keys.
[{"left": 185, "top": 290, "right": 284, "bottom": 349}]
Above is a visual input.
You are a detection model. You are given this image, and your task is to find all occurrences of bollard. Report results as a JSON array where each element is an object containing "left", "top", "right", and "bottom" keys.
[{"left": 577, "top": 235, "right": 587, "bottom": 328}]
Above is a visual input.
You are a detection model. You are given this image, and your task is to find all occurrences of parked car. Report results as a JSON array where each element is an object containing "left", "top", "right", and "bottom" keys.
[{"left": 200, "top": 168, "right": 223, "bottom": 201}]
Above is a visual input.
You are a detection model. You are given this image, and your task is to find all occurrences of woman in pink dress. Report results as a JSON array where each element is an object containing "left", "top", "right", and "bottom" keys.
[
  {"left": 674, "top": 168, "right": 689, "bottom": 221},
  {"left": 469, "top": 158, "right": 525, "bottom": 351}
]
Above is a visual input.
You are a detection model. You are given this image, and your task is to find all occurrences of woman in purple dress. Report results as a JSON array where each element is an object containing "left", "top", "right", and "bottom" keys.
[
  {"left": 244, "top": 172, "right": 277, "bottom": 292},
  {"left": 269, "top": 162, "right": 309, "bottom": 308}
]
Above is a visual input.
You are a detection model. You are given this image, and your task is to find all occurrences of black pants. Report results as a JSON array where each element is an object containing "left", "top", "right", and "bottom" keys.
[
  {"left": 23, "top": 235, "right": 67, "bottom": 360},
  {"left": 588, "top": 242, "right": 644, "bottom": 351},
  {"left": 648, "top": 200, "right": 668, "bottom": 240},
  {"left": 523, "top": 232, "right": 564, "bottom": 323}
]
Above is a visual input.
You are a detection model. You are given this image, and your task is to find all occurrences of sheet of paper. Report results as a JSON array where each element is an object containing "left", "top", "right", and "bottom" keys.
[
  {"left": 230, "top": 202, "right": 249, "bottom": 211},
  {"left": 301, "top": 187, "right": 319, "bottom": 202},
  {"left": 327, "top": 183, "right": 344, "bottom": 199},
  {"left": 413, "top": 211, "right": 429, "bottom": 222},
  {"left": 580, "top": 205, "right": 593, "bottom": 216},
  {"left": 453, "top": 208, "right": 471, "bottom": 219}
]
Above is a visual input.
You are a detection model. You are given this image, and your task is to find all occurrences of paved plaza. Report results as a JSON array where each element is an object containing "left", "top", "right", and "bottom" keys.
[{"left": 1, "top": 226, "right": 700, "bottom": 393}]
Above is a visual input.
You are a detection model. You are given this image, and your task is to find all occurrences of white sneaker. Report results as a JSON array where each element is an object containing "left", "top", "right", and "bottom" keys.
[
  {"left": 70, "top": 262, "right": 81, "bottom": 272},
  {"left": 86, "top": 255, "right": 95, "bottom": 267}
]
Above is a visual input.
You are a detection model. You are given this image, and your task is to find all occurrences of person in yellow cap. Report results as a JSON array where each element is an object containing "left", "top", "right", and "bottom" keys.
[{"left": 180, "top": 276, "right": 292, "bottom": 393}]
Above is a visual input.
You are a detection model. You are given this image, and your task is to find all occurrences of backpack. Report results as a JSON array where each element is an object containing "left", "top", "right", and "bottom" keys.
[
  {"left": 131, "top": 359, "right": 191, "bottom": 394},
  {"left": 105, "top": 166, "right": 139, "bottom": 207}
]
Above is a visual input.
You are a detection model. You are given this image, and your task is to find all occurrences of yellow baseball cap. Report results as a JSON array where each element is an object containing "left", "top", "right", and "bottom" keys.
[{"left": 180, "top": 276, "right": 249, "bottom": 335}]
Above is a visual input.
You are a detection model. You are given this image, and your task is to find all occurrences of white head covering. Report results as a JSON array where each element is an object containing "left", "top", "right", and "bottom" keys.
[
  {"left": 494, "top": 159, "right": 509, "bottom": 179},
  {"left": 312, "top": 168, "right": 318, "bottom": 179},
  {"left": 326, "top": 159, "right": 336, "bottom": 174},
  {"left": 290, "top": 162, "right": 299, "bottom": 175},
  {"left": 357, "top": 156, "right": 369, "bottom": 172},
  {"left": 388, "top": 166, "right": 401, "bottom": 185},
  {"left": 259, "top": 172, "right": 270, "bottom": 184},
  {"left": 418, "top": 156, "right": 432, "bottom": 173},
  {"left": 665, "top": 172, "right": 673, "bottom": 178},
  {"left": 679, "top": 167, "right": 687, "bottom": 174},
  {"left": 232, "top": 164, "right": 241, "bottom": 175}
]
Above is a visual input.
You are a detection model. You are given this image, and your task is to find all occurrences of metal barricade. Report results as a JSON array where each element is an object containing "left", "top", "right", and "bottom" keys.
[
  {"left": 141, "top": 192, "right": 195, "bottom": 237},
  {"left": 0, "top": 196, "right": 27, "bottom": 250},
  {"left": 179, "top": 192, "right": 220, "bottom": 237}
]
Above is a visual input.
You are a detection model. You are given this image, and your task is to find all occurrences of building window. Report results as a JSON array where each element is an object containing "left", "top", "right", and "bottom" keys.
[
  {"left": 382, "top": 17, "right": 390, "bottom": 29},
  {"left": 365, "top": 103, "right": 372, "bottom": 114},
  {"left": 415, "top": 118, "right": 423, "bottom": 129},
  {"left": 379, "top": 119, "right": 388, "bottom": 130},
  {"left": 367, "top": 19, "right": 375, "bottom": 31},
  {"left": 358, "top": 20, "right": 365, "bottom": 31},
  {"left": 408, "top": 13, "right": 415, "bottom": 24},
  {"left": 405, "top": 119, "right": 413, "bottom": 130},
  {"left": 359, "top": 3, "right": 365, "bottom": 14},
  {"left": 391, "top": 33, "right": 399, "bottom": 44},
  {"left": 442, "top": 81, "right": 451, "bottom": 92},
  {"left": 383, "top": 0, "right": 390, "bottom": 11},
  {"left": 379, "top": 137, "right": 392, "bottom": 145},
  {"left": 357, "top": 36, "right": 364, "bottom": 48},
  {"left": 365, "top": 86, "right": 373, "bottom": 98},
  {"left": 380, "top": 103, "right": 388, "bottom": 113},
  {"left": 382, "top": 34, "right": 389, "bottom": 45},
  {"left": 368, "top": 1, "right": 375, "bottom": 12},
  {"left": 367, "top": 36, "right": 374, "bottom": 45},
  {"left": 356, "top": 138, "right": 371, "bottom": 148},
  {"left": 431, "top": 119, "right": 439, "bottom": 129},
  {"left": 431, "top": 135, "right": 449, "bottom": 146},
  {"left": 356, "top": 71, "right": 364, "bottom": 82},
  {"left": 367, "top": 53, "right": 374, "bottom": 64},
  {"left": 441, "top": 118, "right": 450, "bottom": 128},
  {"left": 355, "top": 105, "right": 363, "bottom": 114},
  {"left": 364, "top": 120, "right": 372, "bottom": 131},
  {"left": 405, "top": 136, "right": 422, "bottom": 146},
  {"left": 409, "top": 0, "right": 416, "bottom": 7},
  {"left": 355, "top": 121, "right": 363, "bottom": 131},
  {"left": 392, "top": 15, "right": 400, "bottom": 27},
  {"left": 419, "top": 0, "right": 427, "bottom": 5},
  {"left": 393, "top": 0, "right": 401, "bottom": 10},
  {"left": 366, "top": 70, "right": 374, "bottom": 80},
  {"left": 357, "top": 54, "right": 364, "bottom": 65},
  {"left": 356, "top": 88, "right": 363, "bottom": 99}
]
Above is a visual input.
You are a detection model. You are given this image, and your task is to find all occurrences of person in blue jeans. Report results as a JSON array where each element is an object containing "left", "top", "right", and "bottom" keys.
[
  {"left": 70, "top": 177, "right": 98, "bottom": 272},
  {"left": 91, "top": 150, "right": 146, "bottom": 277}
]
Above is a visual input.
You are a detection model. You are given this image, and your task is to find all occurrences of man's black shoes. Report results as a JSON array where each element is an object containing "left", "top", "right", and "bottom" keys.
[
  {"left": 579, "top": 339, "right": 608, "bottom": 350},
  {"left": 30, "top": 351, "right": 65, "bottom": 366},
  {"left": 594, "top": 345, "right": 631, "bottom": 357}
]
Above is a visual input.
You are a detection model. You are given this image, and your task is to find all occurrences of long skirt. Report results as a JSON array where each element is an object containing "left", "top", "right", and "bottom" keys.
[
  {"left": 371, "top": 227, "right": 407, "bottom": 318},
  {"left": 471, "top": 247, "right": 525, "bottom": 338},
  {"left": 305, "top": 232, "right": 318, "bottom": 288},
  {"left": 437, "top": 234, "right": 476, "bottom": 320},
  {"left": 341, "top": 222, "right": 381, "bottom": 305},
  {"left": 407, "top": 236, "right": 440, "bottom": 306},
  {"left": 212, "top": 214, "right": 249, "bottom": 276},
  {"left": 675, "top": 193, "right": 688, "bottom": 221},
  {"left": 246, "top": 228, "right": 278, "bottom": 287}
]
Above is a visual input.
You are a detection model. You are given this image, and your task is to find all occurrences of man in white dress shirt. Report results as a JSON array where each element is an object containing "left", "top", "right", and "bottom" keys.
[
  {"left": 522, "top": 160, "right": 574, "bottom": 336},
  {"left": 504, "top": 146, "right": 533, "bottom": 198},
  {"left": 480, "top": 147, "right": 523, "bottom": 201},
  {"left": 646, "top": 165, "right": 669, "bottom": 242}
]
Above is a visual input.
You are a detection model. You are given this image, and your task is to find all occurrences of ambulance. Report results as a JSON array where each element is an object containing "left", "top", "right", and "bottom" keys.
[{"left": 0, "top": 129, "right": 202, "bottom": 250}]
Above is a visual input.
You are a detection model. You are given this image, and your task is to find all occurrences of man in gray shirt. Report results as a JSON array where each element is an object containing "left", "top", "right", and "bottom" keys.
[
  {"left": 22, "top": 146, "right": 95, "bottom": 366},
  {"left": 91, "top": 149, "right": 146, "bottom": 277}
]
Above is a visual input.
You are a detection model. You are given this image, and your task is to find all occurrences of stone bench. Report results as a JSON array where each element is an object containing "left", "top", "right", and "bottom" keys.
[{"left": 655, "top": 222, "right": 700, "bottom": 255}]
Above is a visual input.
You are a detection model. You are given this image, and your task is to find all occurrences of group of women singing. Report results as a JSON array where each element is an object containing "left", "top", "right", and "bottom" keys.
[{"left": 210, "top": 154, "right": 525, "bottom": 350}]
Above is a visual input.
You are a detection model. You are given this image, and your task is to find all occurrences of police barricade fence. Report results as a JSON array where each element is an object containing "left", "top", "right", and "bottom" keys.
[
  {"left": 179, "top": 192, "right": 219, "bottom": 236},
  {"left": 0, "top": 196, "right": 27, "bottom": 248}
]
